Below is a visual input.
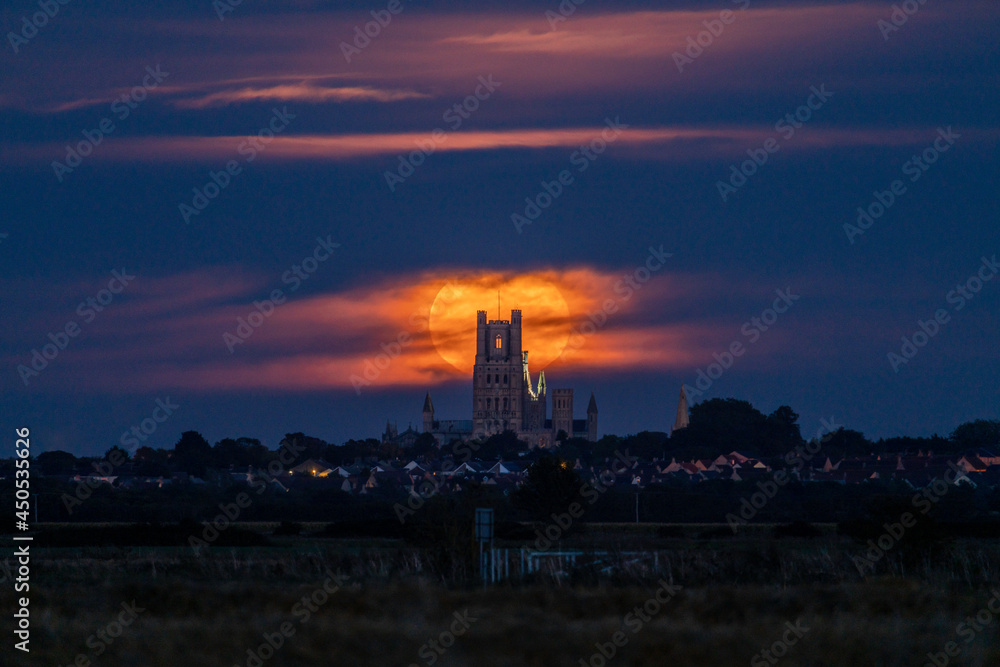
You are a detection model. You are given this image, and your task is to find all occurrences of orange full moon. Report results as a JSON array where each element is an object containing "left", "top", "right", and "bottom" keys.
[{"left": 428, "top": 274, "right": 571, "bottom": 374}]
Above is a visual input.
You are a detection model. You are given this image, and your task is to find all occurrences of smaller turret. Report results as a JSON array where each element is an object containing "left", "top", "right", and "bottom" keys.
[
  {"left": 422, "top": 392, "right": 435, "bottom": 433},
  {"left": 587, "top": 392, "right": 598, "bottom": 442},
  {"left": 672, "top": 386, "right": 689, "bottom": 434}
]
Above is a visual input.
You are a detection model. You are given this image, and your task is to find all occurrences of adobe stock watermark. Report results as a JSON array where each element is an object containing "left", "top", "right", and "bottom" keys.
[
  {"left": 57, "top": 600, "right": 145, "bottom": 667},
  {"left": 852, "top": 461, "right": 968, "bottom": 574},
  {"left": 52, "top": 65, "right": 169, "bottom": 183},
  {"left": 394, "top": 441, "right": 480, "bottom": 523},
  {"left": 6, "top": 0, "right": 73, "bottom": 55},
  {"left": 233, "top": 571, "right": 349, "bottom": 667},
  {"left": 925, "top": 588, "right": 1000, "bottom": 667},
  {"left": 223, "top": 235, "right": 340, "bottom": 352},
  {"left": 726, "top": 418, "right": 840, "bottom": 532},
  {"left": 61, "top": 398, "right": 180, "bottom": 515},
  {"left": 339, "top": 0, "right": 406, "bottom": 62},
  {"left": 350, "top": 280, "right": 460, "bottom": 394},
  {"left": 673, "top": 0, "right": 750, "bottom": 73},
  {"left": 878, "top": 0, "right": 930, "bottom": 41},
  {"left": 119, "top": 397, "right": 180, "bottom": 451},
  {"left": 384, "top": 75, "right": 501, "bottom": 192},
  {"left": 578, "top": 579, "right": 681, "bottom": 667},
  {"left": 408, "top": 609, "right": 479, "bottom": 667},
  {"left": 511, "top": 116, "right": 628, "bottom": 234},
  {"left": 887, "top": 253, "right": 997, "bottom": 373},
  {"left": 717, "top": 84, "right": 833, "bottom": 201},
  {"left": 188, "top": 440, "right": 306, "bottom": 553},
  {"left": 213, "top": 0, "right": 244, "bottom": 20},
  {"left": 683, "top": 287, "right": 799, "bottom": 400},
  {"left": 545, "top": 0, "right": 586, "bottom": 31},
  {"left": 17, "top": 269, "right": 136, "bottom": 386},
  {"left": 750, "top": 619, "right": 810, "bottom": 667},
  {"left": 529, "top": 450, "right": 637, "bottom": 555},
  {"left": 559, "top": 245, "right": 672, "bottom": 358},
  {"left": 844, "top": 127, "right": 959, "bottom": 244},
  {"left": 179, "top": 107, "right": 295, "bottom": 224}
]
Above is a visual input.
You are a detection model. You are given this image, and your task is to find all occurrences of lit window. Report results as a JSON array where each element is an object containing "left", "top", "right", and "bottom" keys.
[{"left": 495, "top": 335, "right": 502, "bottom": 349}]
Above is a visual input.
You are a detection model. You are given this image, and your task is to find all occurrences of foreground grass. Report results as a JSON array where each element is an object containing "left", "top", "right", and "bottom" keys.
[{"left": 4, "top": 539, "right": 1000, "bottom": 666}]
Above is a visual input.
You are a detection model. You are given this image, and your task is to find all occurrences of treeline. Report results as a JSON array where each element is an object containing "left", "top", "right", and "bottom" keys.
[{"left": 9, "top": 398, "right": 1000, "bottom": 479}]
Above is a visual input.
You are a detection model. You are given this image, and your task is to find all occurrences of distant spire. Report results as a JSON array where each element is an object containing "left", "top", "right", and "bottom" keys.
[
  {"left": 672, "top": 386, "right": 689, "bottom": 434},
  {"left": 422, "top": 392, "right": 434, "bottom": 414},
  {"left": 587, "top": 392, "right": 598, "bottom": 414},
  {"left": 537, "top": 370, "right": 546, "bottom": 394}
]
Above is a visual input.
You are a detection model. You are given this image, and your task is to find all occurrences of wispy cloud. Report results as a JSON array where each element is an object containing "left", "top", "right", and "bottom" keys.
[
  {"left": 170, "top": 82, "right": 429, "bottom": 108},
  {"left": 6, "top": 125, "right": 976, "bottom": 165}
]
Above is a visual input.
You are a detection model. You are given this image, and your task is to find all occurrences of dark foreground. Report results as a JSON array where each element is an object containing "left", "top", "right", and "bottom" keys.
[{"left": 4, "top": 525, "right": 1000, "bottom": 666}]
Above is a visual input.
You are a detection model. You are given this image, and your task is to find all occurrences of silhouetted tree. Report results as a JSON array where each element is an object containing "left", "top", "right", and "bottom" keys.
[
  {"left": 36, "top": 450, "right": 78, "bottom": 476},
  {"left": 821, "top": 428, "right": 874, "bottom": 459},
  {"left": 279, "top": 433, "right": 329, "bottom": 464},
  {"left": 512, "top": 454, "right": 583, "bottom": 521},
  {"left": 103, "top": 446, "right": 130, "bottom": 463},
  {"left": 478, "top": 430, "right": 529, "bottom": 460},
  {"left": 173, "top": 431, "right": 212, "bottom": 477},
  {"left": 133, "top": 446, "right": 171, "bottom": 476},
  {"left": 668, "top": 398, "right": 771, "bottom": 457},
  {"left": 951, "top": 420, "right": 1000, "bottom": 452},
  {"left": 408, "top": 433, "right": 440, "bottom": 460},
  {"left": 766, "top": 405, "right": 805, "bottom": 455},
  {"left": 621, "top": 431, "right": 669, "bottom": 461}
]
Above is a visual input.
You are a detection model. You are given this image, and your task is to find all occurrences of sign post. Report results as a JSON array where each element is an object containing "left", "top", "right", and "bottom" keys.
[{"left": 475, "top": 508, "right": 494, "bottom": 586}]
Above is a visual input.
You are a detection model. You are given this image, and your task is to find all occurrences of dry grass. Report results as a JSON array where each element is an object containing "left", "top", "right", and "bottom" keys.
[{"left": 5, "top": 538, "right": 1000, "bottom": 666}]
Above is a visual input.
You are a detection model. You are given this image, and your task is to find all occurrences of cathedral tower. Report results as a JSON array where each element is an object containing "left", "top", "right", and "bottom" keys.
[{"left": 473, "top": 309, "right": 526, "bottom": 438}]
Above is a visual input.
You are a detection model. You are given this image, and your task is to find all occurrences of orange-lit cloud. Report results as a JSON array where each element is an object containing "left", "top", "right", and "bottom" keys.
[
  {"left": 171, "top": 83, "right": 429, "bottom": 108},
  {"left": 6, "top": 125, "right": 971, "bottom": 166},
  {"left": 0, "top": 4, "right": 956, "bottom": 113},
  {"left": 2, "top": 266, "right": 727, "bottom": 394}
]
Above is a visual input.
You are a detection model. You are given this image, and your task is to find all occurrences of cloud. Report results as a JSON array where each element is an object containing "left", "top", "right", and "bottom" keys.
[
  {"left": 6, "top": 125, "right": 978, "bottom": 165},
  {"left": 170, "top": 82, "right": 429, "bottom": 108},
  {"left": 1, "top": 266, "right": 725, "bottom": 394}
]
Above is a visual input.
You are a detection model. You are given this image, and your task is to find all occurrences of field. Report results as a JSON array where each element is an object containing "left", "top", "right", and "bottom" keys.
[{"left": 4, "top": 524, "right": 1000, "bottom": 666}]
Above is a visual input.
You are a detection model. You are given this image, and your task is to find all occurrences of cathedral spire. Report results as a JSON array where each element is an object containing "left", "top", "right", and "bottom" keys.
[{"left": 672, "top": 386, "right": 689, "bottom": 434}]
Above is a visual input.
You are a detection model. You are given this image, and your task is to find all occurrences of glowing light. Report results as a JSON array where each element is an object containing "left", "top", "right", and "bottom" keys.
[{"left": 428, "top": 275, "right": 571, "bottom": 374}]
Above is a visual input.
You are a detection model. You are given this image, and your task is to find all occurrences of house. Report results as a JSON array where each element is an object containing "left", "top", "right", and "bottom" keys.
[
  {"left": 289, "top": 459, "right": 334, "bottom": 477},
  {"left": 487, "top": 461, "right": 525, "bottom": 476}
]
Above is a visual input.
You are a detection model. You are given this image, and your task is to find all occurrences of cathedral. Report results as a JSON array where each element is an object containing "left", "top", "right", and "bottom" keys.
[{"left": 422, "top": 309, "right": 597, "bottom": 447}]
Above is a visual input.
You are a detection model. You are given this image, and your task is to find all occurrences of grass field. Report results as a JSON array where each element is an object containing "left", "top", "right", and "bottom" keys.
[{"left": 4, "top": 525, "right": 1000, "bottom": 666}]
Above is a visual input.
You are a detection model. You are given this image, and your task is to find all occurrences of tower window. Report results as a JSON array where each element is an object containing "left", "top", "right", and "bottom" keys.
[
  {"left": 495, "top": 335, "right": 501, "bottom": 349},
  {"left": 503, "top": 374, "right": 508, "bottom": 384},
  {"left": 486, "top": 374, "right": 491, "bottom": 384}
]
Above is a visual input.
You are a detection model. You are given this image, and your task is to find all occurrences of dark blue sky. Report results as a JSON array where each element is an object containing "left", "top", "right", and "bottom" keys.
[{"left": 1, "top": 0, "right": 998, "bottom": 455}]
